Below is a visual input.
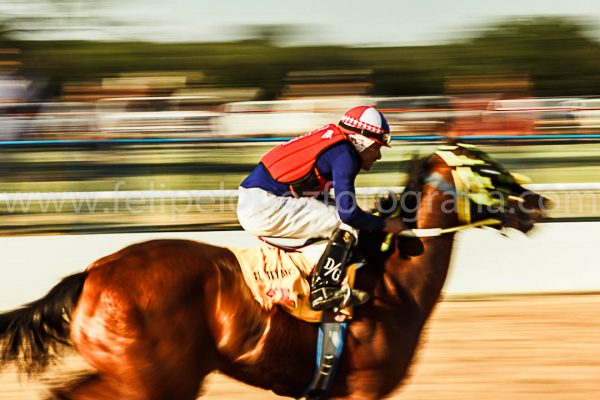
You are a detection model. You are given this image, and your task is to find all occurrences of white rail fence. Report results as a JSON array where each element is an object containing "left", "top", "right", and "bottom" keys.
[{"left": 1, "top": 183, "right": 599, "bottom": 202}]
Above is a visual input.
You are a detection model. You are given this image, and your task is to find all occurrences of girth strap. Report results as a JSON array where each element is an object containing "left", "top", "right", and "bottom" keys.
[{"left": 301, "top": 314, "right": 348, "bottom": 400}]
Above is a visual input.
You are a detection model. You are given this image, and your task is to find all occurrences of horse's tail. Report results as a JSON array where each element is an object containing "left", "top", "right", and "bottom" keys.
[{"left": 0, "top": 272, "right": 87, "bottom": 373}]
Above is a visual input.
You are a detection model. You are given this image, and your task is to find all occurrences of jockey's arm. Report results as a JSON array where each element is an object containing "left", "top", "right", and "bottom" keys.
[
  {"left": 323, "top": 143, "right": 407, "bottom": 234},
  {"left": 325, "top": 144, "right": 386, "bottom": 232}
]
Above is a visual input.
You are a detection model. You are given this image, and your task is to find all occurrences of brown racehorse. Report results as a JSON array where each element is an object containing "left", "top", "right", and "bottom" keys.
[{"left": 0, "top": 145, "right": 547, "bottom": 400}]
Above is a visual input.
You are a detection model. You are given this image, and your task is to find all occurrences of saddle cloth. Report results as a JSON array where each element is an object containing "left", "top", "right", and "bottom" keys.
[{"left": 229, "top": 243, "right": 355, "bottom": 323}]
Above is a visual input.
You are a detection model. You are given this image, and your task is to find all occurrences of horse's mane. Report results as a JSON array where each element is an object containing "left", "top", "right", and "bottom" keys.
[
  {"left": 400, "top": 154, "right": 432, "bottom": 229},
  {"left": 403, "top": 154, "right": 432, "bottom": 198},
  {"left": 356, "top": 152, "right": 432, "bottom": 272}
]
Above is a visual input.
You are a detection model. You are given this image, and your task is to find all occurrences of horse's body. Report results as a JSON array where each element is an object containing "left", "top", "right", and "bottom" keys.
[
  {"left": 0, "top": 148, "right": 545, "bottom": 399},
  {"left": 67, "top": 232, "right": 443, "bottom": 400}
]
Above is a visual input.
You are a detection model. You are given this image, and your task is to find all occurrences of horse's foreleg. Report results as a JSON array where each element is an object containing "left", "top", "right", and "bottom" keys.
[
  {"left": 329, "top": 390, "right": 385, "bottom": 400},
  {"left": 328, "top": 369, "right": 396, "bottom": 400},
  {"left": 49, "top": 373, "right": 117, "bottom": 400},
  {"left": 48, "top": 369, "right": 212, "bottom": 400}
]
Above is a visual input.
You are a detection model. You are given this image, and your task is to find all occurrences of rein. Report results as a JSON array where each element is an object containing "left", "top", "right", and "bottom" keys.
[{"left": 397, "top": 218, "right": 501, "bottom": 238}]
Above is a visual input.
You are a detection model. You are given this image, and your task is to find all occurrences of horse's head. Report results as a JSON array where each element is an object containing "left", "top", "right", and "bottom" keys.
[
  {"left": 378, "top": 143, "right": 550, "bottom": 236},
  {"left": 445, "top": 143, "right": 549, "bottom": 233}
]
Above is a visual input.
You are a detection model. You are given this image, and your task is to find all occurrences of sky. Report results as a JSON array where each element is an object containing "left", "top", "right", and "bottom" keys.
[
  {"left": 107, "top": 0, "right": 600, "bottom": 45},
  {"left": 2, "top": 0, "right": 600, "bottom": 45}
]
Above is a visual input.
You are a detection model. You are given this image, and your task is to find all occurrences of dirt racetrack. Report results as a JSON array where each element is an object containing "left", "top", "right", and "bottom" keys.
[{"left": 1, "top": 294, "right": 599, "bottom": 400}]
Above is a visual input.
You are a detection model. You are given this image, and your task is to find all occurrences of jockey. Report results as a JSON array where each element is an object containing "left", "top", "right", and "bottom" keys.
[{"left": 237, "top": 105, "right": 406, "bottom": 311}]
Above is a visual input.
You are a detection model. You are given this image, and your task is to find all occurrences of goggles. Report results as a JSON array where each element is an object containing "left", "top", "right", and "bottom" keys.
[{"left": 339, "top": 122, "right": 391, "bottom": 147}]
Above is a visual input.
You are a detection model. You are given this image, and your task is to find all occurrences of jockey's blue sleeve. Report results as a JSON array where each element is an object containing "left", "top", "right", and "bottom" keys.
[{"left": 316, "top": 143, "right": 385, "bottom": 232}]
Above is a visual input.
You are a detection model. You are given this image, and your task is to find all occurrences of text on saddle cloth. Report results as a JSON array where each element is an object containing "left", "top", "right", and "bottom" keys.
[{"left": 229, "top": 244, "right": 357, "bottom": 323}]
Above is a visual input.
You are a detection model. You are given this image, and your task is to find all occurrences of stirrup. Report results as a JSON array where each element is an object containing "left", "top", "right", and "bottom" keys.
[
  {"left": 339, "top": 286, "right": 369, "bottom": 310},
  {"left": 310, "top": 286, "right": 369, "bottom": 311}
]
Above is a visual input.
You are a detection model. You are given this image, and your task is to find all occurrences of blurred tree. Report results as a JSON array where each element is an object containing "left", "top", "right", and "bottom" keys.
[
  {"left": 0, "top": 0, "right": 120, "bottom": 40},
  {"left": 0, "top": 15, "right": 598, "bottom": 99},
  {"left": 239, "top": 24, "right": 305, "bottom": 47},
  {"left": 453, "top": 17, "right": 600, "bottom": 95}
]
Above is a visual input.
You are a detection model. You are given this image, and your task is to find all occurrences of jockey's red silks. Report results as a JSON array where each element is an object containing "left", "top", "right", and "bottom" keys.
[{"left": 260, "top": 124, "right": 349, "bottom": 196}]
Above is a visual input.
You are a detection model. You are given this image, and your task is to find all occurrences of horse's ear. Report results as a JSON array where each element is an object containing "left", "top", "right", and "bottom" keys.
[{"left": 443, "top": 137, "right": 458, "bottom": 146}]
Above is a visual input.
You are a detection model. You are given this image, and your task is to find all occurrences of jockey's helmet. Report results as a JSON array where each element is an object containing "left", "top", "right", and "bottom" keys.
[{"left": 339, "top": 105, "right": 391, "bottom": 148}]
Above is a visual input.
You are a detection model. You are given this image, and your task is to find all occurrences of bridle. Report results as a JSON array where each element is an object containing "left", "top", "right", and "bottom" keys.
[{"left": 378, "top": 144, "right": 529, "bottom": 251}]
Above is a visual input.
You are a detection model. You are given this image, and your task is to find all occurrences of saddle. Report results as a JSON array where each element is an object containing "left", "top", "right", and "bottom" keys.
[{"left": 229, "top": 237, "right": 361, "bottom": 323}]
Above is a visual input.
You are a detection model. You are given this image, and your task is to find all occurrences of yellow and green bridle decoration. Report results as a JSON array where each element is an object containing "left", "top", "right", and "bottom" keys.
[{"left": 379, "top": 143, "right": 531, "bottom": 252}]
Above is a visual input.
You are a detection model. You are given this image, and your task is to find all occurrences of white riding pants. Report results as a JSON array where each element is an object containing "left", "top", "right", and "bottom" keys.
[{"left": 237, "top": 187, "right": 357, "bottom": 240}]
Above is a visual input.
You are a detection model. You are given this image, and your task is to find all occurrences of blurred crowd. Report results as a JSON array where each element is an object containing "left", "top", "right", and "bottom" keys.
[
  {"left": 2, "top": 75, "right": 599, "bottom": 142},
  {"left": 1, "top": 48, "right": 600, "bottom": 142}
]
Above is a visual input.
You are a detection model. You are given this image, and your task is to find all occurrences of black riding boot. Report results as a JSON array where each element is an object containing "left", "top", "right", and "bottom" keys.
[{"left": 309, "top": 229, "right": 369, "bottom": 311}]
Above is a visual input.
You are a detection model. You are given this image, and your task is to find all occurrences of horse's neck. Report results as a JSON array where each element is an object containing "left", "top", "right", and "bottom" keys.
[{"left": 384, "top": 163, "right": 458, "bottom": 317}]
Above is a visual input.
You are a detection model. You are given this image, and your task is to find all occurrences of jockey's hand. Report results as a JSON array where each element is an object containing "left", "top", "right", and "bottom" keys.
[{"left": 384, "top": 217, "right": 406, "bottom": 234}]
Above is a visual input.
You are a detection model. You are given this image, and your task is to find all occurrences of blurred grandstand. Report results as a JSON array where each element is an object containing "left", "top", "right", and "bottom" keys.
[
  {"left": 0, "top": 62, "right": 599, "bottom": 141},
  {"left": 2, "top": 93, "right": 600, "bottom": 141}
]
